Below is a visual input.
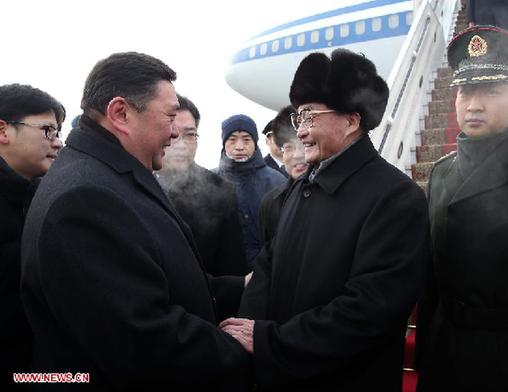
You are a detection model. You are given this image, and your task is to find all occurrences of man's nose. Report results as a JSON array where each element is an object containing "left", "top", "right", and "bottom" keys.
[
  {"left": 467, "top": 92, "right": 485, "bottom": 112},
  {"left": 171, "top": 124, "right": 180, "bottom": 139},
  {"left": 51, "top": 137, "right": 63, "bottom": 149},
  {"left": 296, "top": 125, "right": 308, "bottom": 139}
]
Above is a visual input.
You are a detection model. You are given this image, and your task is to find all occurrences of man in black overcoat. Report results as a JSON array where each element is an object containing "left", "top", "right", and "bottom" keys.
[
  {"left": 156, "top": 94, "right": 248, "bottom": 277},
  {"left": 261, "top": 120, "right": 288, "bottom": 177},
  {"left": 417, "top": 26, "right": 508, "bottom": 391},
  {"left": 466, "top": 0, "right": 508, "bottom": 29},
  {"left": 0, "top": 84, "right": 65, "bottom": 389},
  {"left": 20, "top": 52, "right": 250, "bottom": 391},
  {"left": 220, "top": 49, "right": 432, "bottom": 391}
]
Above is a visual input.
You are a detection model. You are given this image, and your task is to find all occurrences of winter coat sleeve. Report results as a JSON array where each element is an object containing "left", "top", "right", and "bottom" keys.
[
  {"left": 209, "top": 274, "right": 245, "bottom": 321},
  {"left": 216, "top": 185, "right": 249, "bottom": 275},
  {"left": 238, "top": 241, "right": 274, "bottom": 319}
]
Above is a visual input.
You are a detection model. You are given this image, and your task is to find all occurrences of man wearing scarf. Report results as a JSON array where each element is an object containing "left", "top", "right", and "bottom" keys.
[{"left": 217, "top": 114, "right": 285, "bottom": 267}]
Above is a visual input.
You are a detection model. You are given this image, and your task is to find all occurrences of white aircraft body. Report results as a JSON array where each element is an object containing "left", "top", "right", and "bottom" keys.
[{"left": 226, "top": 0, "right": 414, "bottom": 110}]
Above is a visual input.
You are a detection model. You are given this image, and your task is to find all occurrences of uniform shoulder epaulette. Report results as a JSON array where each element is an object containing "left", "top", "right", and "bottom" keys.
[{"left": 434, "top": 150, "right": 457, "bottom": 167}]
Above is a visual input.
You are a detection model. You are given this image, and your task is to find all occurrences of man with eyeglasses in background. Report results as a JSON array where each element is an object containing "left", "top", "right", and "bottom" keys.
[
  {"left": 261, "top": 120, "right": 288, "bottom": 177},
  {"left": 221, "top": 49, "right": 432, "bottom": 391},
  {"left": 258, "top": 105, "right": 308, "bottom": 244},
  {"left": 0, "top": 83, "right": 65, "bottom": 389},
  {"left": 156, "top": 94, "right": 249, "bottom": 279}
]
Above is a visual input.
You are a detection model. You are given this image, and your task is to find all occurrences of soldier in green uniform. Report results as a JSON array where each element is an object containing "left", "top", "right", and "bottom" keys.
[{"left": 417, "top": 26, "right": 508, "bottom": 391}]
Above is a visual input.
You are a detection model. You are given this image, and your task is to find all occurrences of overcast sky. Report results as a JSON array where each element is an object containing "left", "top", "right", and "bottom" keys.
[{"left": 2, "top": 0, "right": 343, "bottom": 168}]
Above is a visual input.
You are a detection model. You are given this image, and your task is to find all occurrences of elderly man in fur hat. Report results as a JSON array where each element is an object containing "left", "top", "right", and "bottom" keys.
[
  {"left": 220, "top": 49, "right": 432, "bottom": 391},
  {"left": 416, "top": 26, "right": 508, "bottom": 392}
]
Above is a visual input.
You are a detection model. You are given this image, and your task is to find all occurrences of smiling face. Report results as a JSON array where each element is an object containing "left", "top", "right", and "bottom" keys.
[
  {"left": 281, "top": 136, "right": 309, "bottom": 179},
  {"left": 0, "top": 111, "right": 63, "bottom": 179},
  {"left": 224, "top": 131, "right": 256, "bottom": 162},
  {"left": 295, "top": 102, "right": 355, "bottom": 164},
  {"left": 456, "top": 82, "right": 508, "bottom": 137},
  {"left": 129, "top": 80, "right": 180, "bottom": 171}
]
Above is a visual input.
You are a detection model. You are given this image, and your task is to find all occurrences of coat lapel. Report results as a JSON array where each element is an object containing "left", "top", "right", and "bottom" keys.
[
  {"left": 314, "top": 136, "right": 378, "bottom": 195},
  {"left": 66, "top": 120, "right": 200, "bottom": 255},
  {"left": 450, "top": 140, "right": 508, "bottom": 205}
]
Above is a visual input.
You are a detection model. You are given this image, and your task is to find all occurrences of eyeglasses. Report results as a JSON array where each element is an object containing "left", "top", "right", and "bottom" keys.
[
  {"left": 7, "top": 121, "right": 61, "bottom": 141},
  {"left": 290, "top": 109, "right": 336, "bottom": 130},
  {"left": 175, "top": 129, "right": 199, "bottom": 143},
  {"left": 281, "top": 141, "right": 304, "bottom": 155}
]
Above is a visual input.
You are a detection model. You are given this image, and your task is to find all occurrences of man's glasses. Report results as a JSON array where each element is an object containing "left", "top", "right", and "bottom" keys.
[
  {"left": 174, "top": 129, "right": 199, "bottom": 143},
  {"left": 281, "top": 141, "right": 304, "bottom": 155},
  {"left": 290, "top": 109, "right": 335, "bottom": 130},
  {"left": 7, "top": 121, "right": 61, "bottom": 141}
]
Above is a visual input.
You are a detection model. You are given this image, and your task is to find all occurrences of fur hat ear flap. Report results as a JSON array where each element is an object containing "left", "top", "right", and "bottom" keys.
[{"left": 289, "top": 53, "right": 331, "bottom": 109}]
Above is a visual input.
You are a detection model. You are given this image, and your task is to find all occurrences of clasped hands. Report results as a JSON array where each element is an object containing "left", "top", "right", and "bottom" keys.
[{"left": 220, "top": 317, "right": 255, "bottom": 354}]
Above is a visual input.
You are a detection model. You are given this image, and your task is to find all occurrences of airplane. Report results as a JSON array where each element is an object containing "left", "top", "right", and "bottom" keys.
[{"left": 226, "top": 0, "right": 415, "bottom": 111}]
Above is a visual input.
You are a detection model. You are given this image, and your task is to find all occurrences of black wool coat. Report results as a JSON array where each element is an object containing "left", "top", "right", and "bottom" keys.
[
  {"left": 467, "top": 0, "right": 508, "bottom": 29},
  {"left": 240, "top": 136, "right": 431, "bottom": 391},
  {"left": 20, "top": 117, "right": 250, "bottom": 391},
  {"left": 258, "top": 179, "right": 292, "bottom": 244},
  {"left": 263, "top": 154, "right": 288, "bottom": 178},
  {"left": 157, "top": 164, "right": 248, "bottom": 277},
  {"left": 417, "top": 135, "right": 508, "bottom": 391},
  {"left": 0, "top": 157, "right": 36, "bottom": 388}
]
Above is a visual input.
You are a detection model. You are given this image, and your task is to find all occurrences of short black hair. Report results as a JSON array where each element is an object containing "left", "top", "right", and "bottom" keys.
[
  {"left": 272, "top": 105, "right": 297, "bottom": 148},
  {"left": 262, "top": 120, "right": 273, "bottom": 135},
  {"left": 0, "top": 84, "right": 66, "bottom": 125},
  {"left": 176, "top": 94, "right": 200, "bottom": 128},
  {"left": 81, "top": 52, "right": 177, "bottom": 115}
]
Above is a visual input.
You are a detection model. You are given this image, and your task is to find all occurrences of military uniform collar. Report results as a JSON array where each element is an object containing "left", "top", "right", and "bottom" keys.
[{"left": 451, "top": 130, "right": 508, "bottom": 204}]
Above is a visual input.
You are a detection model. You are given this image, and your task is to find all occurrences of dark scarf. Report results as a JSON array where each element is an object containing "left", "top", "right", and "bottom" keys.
[
  {"left": 218, "top": 148, "right": 266, "bottom": 179},
  {"left": 457, "top": 129, "right": 508, "bottom": 179}
]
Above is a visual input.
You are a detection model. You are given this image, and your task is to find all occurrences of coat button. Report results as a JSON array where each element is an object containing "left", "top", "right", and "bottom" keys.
[
  {"left": 303, "top": 189, "right": 312, "bottom": 198},
  {"left": 244, "top": 213, "right": 249, "bottom": 219}
]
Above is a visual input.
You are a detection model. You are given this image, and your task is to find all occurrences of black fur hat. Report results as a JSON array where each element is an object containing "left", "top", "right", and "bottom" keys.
[{"left": 289, "top": 49, "right": 389, "bottom": 131}]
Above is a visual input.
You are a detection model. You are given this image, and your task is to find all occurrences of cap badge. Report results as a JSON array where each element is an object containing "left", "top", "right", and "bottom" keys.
[{"left": 468, "top": 35, "right": 488, "bottom": 57}]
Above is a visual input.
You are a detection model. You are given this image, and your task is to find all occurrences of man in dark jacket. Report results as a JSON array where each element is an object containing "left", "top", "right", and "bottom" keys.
[
  {"left": 466, "top": 0, "right": 508, "bottom": 29},
  {"left": 0, "top": 84, "right": 65, "bottom": 389},
  {"left": 261, "top": 120, "right": 287, "bottom": 177},
  {"left": 258, "top": 105, "right": 307, "bottom": 244},
  {"left": 20, "top": 52, "right": 250, "bottom": 391},
  {"left": 217, "top": 114, "right": 285, "bottom": 267},
  {"left": 156, "top": 94, "right": 248, "bottom": 276},
  {"left": 220, "top": 49, "right": 431, "bottom": 391},
  {"left": 417, "top": 26, "right": 508, "bottom": 392}
]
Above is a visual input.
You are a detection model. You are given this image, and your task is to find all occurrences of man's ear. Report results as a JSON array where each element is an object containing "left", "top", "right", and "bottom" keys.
[
  {"left": 106, "top": 97, "right": 131, "bottom": 136},
  {"left": 0, "top": 120, "right": 10, "bottom": 145},
  {"left": 344, "top": 113, "right": 362, "bottom": 136}
]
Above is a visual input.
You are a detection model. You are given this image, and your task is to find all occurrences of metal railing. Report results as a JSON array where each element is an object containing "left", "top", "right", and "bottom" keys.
[{"left": 370, "top": 0, "right": 461, "bottom": 173}]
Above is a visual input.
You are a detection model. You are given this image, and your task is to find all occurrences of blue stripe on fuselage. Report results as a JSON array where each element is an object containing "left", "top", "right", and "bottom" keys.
[
  {"left": 251, "top": 0, "right": 410, "bottom": 39},
  {"left": 232, "top": 11, "right": 411, "bottom": 64}
]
